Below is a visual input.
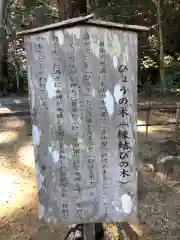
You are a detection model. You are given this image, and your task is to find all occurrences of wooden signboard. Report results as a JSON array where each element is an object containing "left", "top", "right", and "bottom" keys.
[{"left": 19, "top": 16, "right": 148, "bottom": 226}]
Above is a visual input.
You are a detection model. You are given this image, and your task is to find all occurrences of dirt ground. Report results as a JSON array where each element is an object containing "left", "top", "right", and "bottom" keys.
[
  {"left": 0, "top": 97, "right": 180, "bottom": 239},
  {"left": 0, "top": 116, "right": 69, "bottom": 240}
]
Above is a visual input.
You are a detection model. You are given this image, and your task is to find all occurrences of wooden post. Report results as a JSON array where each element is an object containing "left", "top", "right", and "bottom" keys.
[
  {"left": 145, "top": 100, "right": 151, "bottom": 141},
  {"left": 174, "top": 102, "right": 180, "bottom": 143},
  {"left": 83, "top": 224, "right": 95, "bottom": 240}
]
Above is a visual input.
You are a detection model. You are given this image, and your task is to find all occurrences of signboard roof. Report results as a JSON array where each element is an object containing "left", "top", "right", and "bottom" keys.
[{"left": 17, "top": 14, "right": 149, "bottom": 36}]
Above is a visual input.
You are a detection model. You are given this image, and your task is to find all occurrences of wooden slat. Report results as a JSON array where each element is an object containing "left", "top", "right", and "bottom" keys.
[
  {"left": 138, "top": 122, "right": 177, "bottom": 127},
  {"left": 84, "top": 19, "right": 150, "bottom": 32},
  {"left": 17, "top": 14, "right": 94, "bottom": 36},
  {"left": 17, "top": 14, "right": 149, "bottom": 36}
]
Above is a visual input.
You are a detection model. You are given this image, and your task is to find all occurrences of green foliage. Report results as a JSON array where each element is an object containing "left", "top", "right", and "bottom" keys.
[
  {"left": 166, "top": 71, "right": 180, "bottom": 88},
  {"left": 141, "top": 56, "right": 158, "bottom": 69},
  {"left": 2, "top": 0, "right": 180, "bottom": 94},
  {"left": 88, "top": 0, "right": 134, "bottom": 23},
  {"left": 142, "top": 71, "right": 180, "bottom": 95},
  {"left": 6, "top": 58, "right": 28, "bottom": 92},
  {"left": 1, "top": 0, "right": 57, "bottom": 94}
]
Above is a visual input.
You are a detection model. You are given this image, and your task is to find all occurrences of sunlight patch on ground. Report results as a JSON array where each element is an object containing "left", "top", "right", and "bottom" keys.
[
  {"left": 0, "top": 107, "right": 12, "bottom": 114},
  {"left": 104, "top": 223, "right": 119, "bottom": 239},
  {"left": 0, "top": 130, "right": 18, "bottom": 144},
  {"left": 0, "top": 167, "right": 36, "bottom": 219},
  {"left": 0, "top": 171, "right": 21, "bottom": 206},
  {"left": 137, "top": 119, "right": 174, "bottom": 134},
  {"left": 2, "top": 118, "right": 25, "bottom": 129},
  {"left": 18, "top": 143, "right": 35, "bottom": 169},
  {"left": 137, "top": 119, "right": 154, "bottom": 133},
  {"left": 0, "top": 155, "right": 9, "bottom": 166}
]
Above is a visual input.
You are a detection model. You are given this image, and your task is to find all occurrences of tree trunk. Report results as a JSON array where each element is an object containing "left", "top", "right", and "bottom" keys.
[
  {"left": 66, "top": 0, "right": 87, "bottom": 19},
  {"left": 157, "top": 0, "right": 166, "bottom": 90},
  {"left": 0, "top": 0, "right": 8, "bottom": 93},
  {"left": 57, "top": 0, "right": 66, "bottom": 20}
]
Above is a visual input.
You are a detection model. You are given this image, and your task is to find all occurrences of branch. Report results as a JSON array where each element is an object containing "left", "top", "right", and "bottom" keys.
[
  {"left": 152, "top": 0, "right": 170, "bottom": 7},
  {"left": 151, "top": 17, "right": 166, "bottom": 30},
  {"left": 152, "top": 0, "right": 157, "bottom": 6}
]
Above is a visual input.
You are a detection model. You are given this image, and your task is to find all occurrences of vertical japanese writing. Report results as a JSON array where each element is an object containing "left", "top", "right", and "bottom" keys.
[
  {"left": 117, "top": 65, "right": 132, "bottom": 185},
  {"left": 67, "top": 38, "right": 83, "bottom": 220},
  {"left": 86, "top": 100, "right": 93, "bottom": 151},
  {"left": 84, "top": 32, "right": 97, "bottom": 202},
  {"left": 84, "top": 32, "right": 92, "bottom": 93},
  {"left": 86, "top": 100, "right": 97, "bottom": 200},
  {"left": 99, "top": 41, "right": 109, "bottom": 218},
  {"left": 52, "top": 36, "right": 69, "bottom": 220},
  {"left": 35, "top": 37, "right": 48, "bottom": 110}
]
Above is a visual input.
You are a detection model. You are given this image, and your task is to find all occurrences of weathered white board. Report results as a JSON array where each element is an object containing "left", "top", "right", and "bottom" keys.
[{"left": 24, "top": 25, "right": 138, "bottom": 226}]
